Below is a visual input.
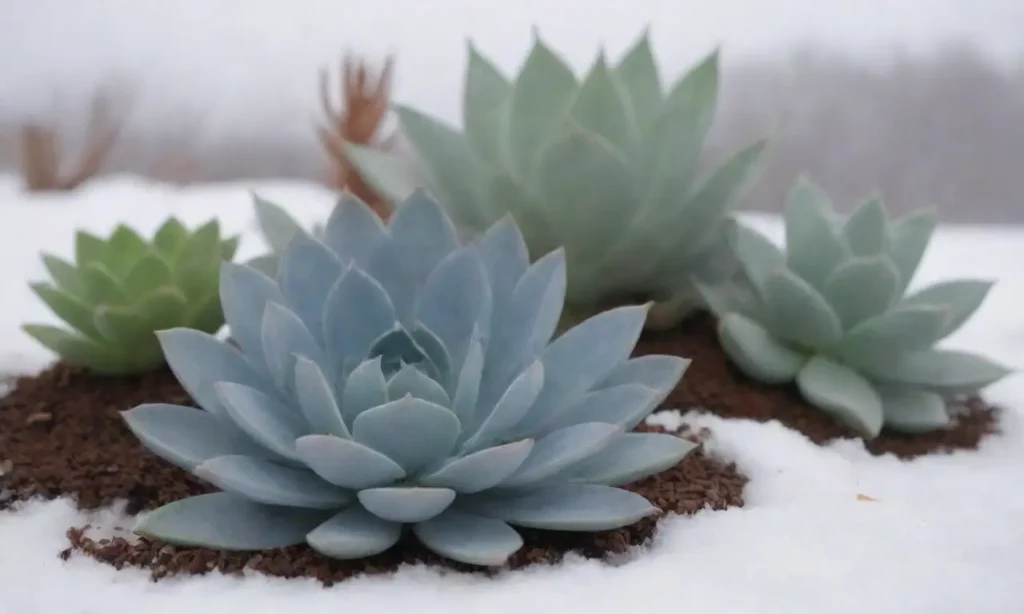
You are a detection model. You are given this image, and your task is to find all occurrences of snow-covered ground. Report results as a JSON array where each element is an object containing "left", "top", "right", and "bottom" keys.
[
  {"left": 1, "top": 175, "right": 1023, "bottom": 614},
  {"left": 0, "top": 174, "right": 1019, "bottom": 609}
]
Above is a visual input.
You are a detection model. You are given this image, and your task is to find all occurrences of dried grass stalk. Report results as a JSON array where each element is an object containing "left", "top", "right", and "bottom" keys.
[
  {"left": 19, "top": 86, "right": 132, "bottom": 192},
  {"left": 316, "top": 53, "right": 396, "bottom": 220}
]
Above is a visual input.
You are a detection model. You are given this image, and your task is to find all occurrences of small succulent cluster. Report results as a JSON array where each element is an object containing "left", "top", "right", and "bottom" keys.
[
  {"left": 123, "top": 193, "right": 695, "bottom": 566},
  {"left": 697, "top": 178, "right": 1011, "bottom": 437},
  {"left": 326, "top": 32, "right": 766, "bottom": 329},
  {"left": 17, "top": 26, "right": 1014, "bottom": 573},
  {"left": 23, "top": 219, "right": 239, "bottom": 375}
]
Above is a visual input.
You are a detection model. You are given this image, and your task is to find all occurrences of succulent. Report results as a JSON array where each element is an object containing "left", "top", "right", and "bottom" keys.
[
  {"left": 345, "top": 30, "right": 767, "bottom": 329},
  {"left": 697, "top": 178, "right": 1012, "bottom": 438},
  {"left": 23, "top": 218, "right": 239, "bottom": 375},
  {"left": 121, "top": 191, "right": 696, "bottom": 566}
]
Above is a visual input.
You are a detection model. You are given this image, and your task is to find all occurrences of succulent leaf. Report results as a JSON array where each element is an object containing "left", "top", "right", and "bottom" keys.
[
  {"left": 821, "top": 256, "right": 900, "bottom": 328},
  {"left": 136, "top": 492, "right": 329, "bottom": 550},
  {"left": 419, "top": 439, "right": 534, "bottom": 493},
  {"left": 74, "top": 230, "right": 107, "bottom": 265},
  {"left": 571, "top": 53, "right": 635, "bottom": 152},
  {"left": 878, "top": 387, "right": 950, "bottom": 433},
  {"left": 516, "top": 304, "right": 646, "bottom": 435},
  {"left": 412, "top": 510, "right": 523, "bottom": 567},
  {"left": 30, "top": 282, "right": 104, "bottom": 340},
  {"left": 253, "top": 195, "right": 306, "bottom": 253},
  {"left": 665, "top": 139, "right": 766, "bottom": 259},
  {"left": 121, "top": 403, "right": 268, "bottom": 471},
  {"left": 93, "top": 304, "right": 160, "bottom": 358},
  {"left": 277, "top": 233, "right": 343, "bottom": 339},
  {"left": 730, "top": 220, "right": 785, "bottom": 291},
  {"left": 306, "top": 507, "right": 402, "bottom": 559},
  {"left": 536, "top": 129, "right": 635, "bottom": 273},
  {"left": 215, "top": 382, "right": 307, "bottom": 461},
  {"left": 124, "top": 193, "right": 691, "bottom": 566},
  {"left": 642, "top": 50, "right": 719, "bottom": 200},
  {"left": 357, "top": 487, "right": 456, "bottom": 523},
  {"left": 323, "top": 268, "right": 396, "bottom": 380},
  {"left": 157, "top": 328, "right": 271, "bottom": 421},
  {"left": 761, "top": 269, "right": 843, "bottom": 350},
  {"left": 295, "top": 434, "right": 406, "bottom": 489},
  {"left": 480, "top": 248, "right": 566, "bottom": 408},
  {"left": 194, "top": 455, "right": 353, "bottom": 509},
  {"left": 718, "top": 312, "right": 806, "bottom": 383},
  {"left": 394, "top": 106, "right": 489, "bottom": 227},
  {"left": 505, "top": 39, "right": 579, "bottom": 179},
  {"left": 340, "top": 142, "right": 422, "bottom": 205},
  {"left": 569, "top": 432, "right": 698, "bottom": 486},
  {"left": 538, "top": 383, "right": 660, "bottom": 433},
  {"left": 886, "top": 209, "right": 936, "bottom": 293},
  {"left": 106, "top": 225, "right": 150, "bottom": 276},
  {"left": 500, "top": 422, "right": 621, "bottom": 489},
  {"left": 340, "top": 357, "right": 388, "bottom": 425},
  {"left": 614, "top": 32, "right": 663, "bottom": 131},
  {"left": 461, "top": 361, "right": 544, "bottom": 452},
  {"left": 41, "top": 253, "right": 84, "bottom": 295},
  {"left": 842, "top": 197, "right": 889, "bottom": 256},
  {"left": 80, "top": 262, "right": 127, "bottom": 305},
  {"left": 463, "top": 43, "right": 513, "bottom": 166},
  {"left": 838, "top": 304, "right": 951, "bottom": 363},
  {"left": 796, "top": 355, "right": 884, "bottom": 438},
  {"left": 121, "top": 254, "right": 172, "bottom": 297},
  {"left": 21, "top": 323, "right": 131, "bottom": 374},
  {"left": 260, "top": 302, "right": 325, "bottom": 393},
  {"left": 784, "top": 178, "right": 848, "bottom": 288},
  {"left": 351, "top": 396, "right": 461, "bottom": 474},
  {"left": 323, "top": 194, "right": 387, "bottom": 264},
  {"left": 865, "top": 348, "right": 1012, "bottom": 396},
  {"left": 899, "top": 279, "right": 993, "bottom": 338},
  {"left": 417, "top": 246, "right": 491, "bottom": 374},
  {"left": 153, "top": 218, "right": 189, "bottom": 256},
  {"left": 463, "top": 483, "right": 658, "bottom": 531}
]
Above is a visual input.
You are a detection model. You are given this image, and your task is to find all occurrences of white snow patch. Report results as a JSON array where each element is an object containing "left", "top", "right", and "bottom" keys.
[{"left": 1, "top": 177, "right": 1023, "bottom": 613}]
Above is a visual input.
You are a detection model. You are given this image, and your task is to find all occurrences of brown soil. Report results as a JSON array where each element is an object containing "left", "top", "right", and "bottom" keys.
[
  {"left": 633, "top": 313, "right": 1001, "bottom": 459},
  {"left": 0, "top": 362, "right": 746, "bottom": 584}
]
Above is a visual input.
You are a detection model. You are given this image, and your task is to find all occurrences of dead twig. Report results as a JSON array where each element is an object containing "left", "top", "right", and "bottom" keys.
[
  {"left": 315, "top": 53, "right": 395, "bottom": 220},
  {"left": 19, "top": 83, "right": 135, "bottom": 191}
]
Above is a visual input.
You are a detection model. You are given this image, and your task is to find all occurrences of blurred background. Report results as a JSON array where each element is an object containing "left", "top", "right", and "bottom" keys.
[{"left": 1, "top": 0, "right": 1023, "bottom": 222}]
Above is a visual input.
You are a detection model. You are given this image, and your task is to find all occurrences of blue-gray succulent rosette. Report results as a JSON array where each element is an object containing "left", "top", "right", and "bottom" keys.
[{"left": 123, "top": 191, "right": 696, "bottom": 566}]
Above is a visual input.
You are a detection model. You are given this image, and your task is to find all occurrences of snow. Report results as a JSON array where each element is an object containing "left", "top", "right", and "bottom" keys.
[{"left": 1, "top": 175, "right": 1023, "bottom": 613}]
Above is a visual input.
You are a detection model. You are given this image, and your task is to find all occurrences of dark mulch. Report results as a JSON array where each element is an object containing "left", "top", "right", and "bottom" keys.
[
  {"left": 0, "top": 365, "right": 209, "bottom": 513},
  {"left": 0, "top": 362, "right": 746, "bottom": 584},
  {"left": 634, "top": 313, "right": 1002, "bottom": 459}
]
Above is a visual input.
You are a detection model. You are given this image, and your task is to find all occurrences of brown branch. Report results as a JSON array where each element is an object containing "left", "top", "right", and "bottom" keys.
[
  {"left": 18, "top": 83, "right": 135, "bottom": 192},
  {"left": 315, "top": 53, "right": 396, "bottom": 220}
]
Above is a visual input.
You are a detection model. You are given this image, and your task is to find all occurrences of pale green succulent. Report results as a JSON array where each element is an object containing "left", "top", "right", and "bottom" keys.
[
  {"left": 345, "top": 31, "right": 768, "bottom": 329},
  {"left": 23, "top": 219, "right": 240, "bottom": 375},
  {"left": 697, "top": 178, "right": 1012, "bottom": 438},
  {"left": 122, "top": 191, "right": 695, "bottom": 566}
]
